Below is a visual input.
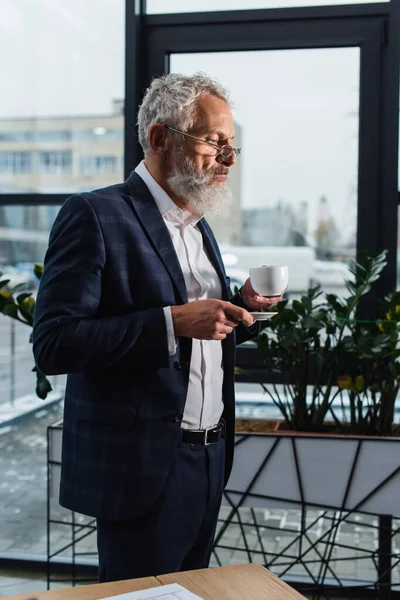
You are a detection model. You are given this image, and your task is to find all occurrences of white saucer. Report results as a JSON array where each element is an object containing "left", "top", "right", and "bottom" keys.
[{"left": 249, "top": 311, "right": 278, "bottom": 321}]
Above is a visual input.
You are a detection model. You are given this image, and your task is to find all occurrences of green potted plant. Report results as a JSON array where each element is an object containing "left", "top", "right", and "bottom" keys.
[
  {"left": 0, "top": 264, "right": 52, "bottom": 400},
  {"left": 335, "top": 286, "right": 400, "bottom": 436},
  {"left": 251, "top": 250, "right": 399, "bottom": 436},
  {"left": 228, "top": 250, "right": 400, "bottom": 518}
]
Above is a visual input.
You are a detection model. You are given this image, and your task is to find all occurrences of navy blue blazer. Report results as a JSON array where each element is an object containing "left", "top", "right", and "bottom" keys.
[{"left": 33, "top": 171, "right": 258, "bottom": 520}]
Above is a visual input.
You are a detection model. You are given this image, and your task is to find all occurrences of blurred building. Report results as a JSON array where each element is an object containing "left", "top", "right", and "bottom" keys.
[
  {"left": 0, "top": 101, "right": 125, "bottom": 264},
  {"left": 242, "top": 199, "right": 297, "bottom": 247},
  {"left": 0, "top": 100, "right": 124, "bottom": 195},
  {"left": 314, "top": 195, "right": 340, "bottom": 259}
]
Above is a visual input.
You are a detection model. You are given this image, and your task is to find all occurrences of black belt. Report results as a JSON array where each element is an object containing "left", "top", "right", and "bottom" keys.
[{"left": 181, "top": 421, "right": 225, "bottom": 446}]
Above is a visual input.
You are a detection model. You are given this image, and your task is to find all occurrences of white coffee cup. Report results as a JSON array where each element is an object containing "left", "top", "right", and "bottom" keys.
[{"left": 249, "top": 265, "right": 289, "bottom": 297}]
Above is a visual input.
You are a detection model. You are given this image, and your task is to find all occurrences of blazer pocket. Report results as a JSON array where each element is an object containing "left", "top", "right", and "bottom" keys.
[{"left": 74, "top": 398, "right": 136, "bottom": 427}]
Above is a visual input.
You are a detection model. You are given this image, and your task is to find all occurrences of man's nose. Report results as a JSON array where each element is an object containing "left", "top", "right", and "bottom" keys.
[{"left": 216, "top": 152, "right": 236, "bottom": 167}]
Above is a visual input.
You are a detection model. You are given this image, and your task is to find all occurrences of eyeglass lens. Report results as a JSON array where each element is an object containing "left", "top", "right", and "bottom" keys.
[{"left": 219, "top": 146, "right": 236, "bottom": 159}]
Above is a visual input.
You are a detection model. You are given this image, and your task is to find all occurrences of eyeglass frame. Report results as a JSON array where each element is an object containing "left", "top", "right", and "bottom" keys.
[{"left": 164, "top": 125, "right": 241, "bottom": 159}]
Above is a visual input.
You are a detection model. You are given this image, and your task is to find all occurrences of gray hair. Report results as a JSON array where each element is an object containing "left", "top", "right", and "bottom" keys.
[{"left": 137, "top": 72, "right": 232, "bottom": 156}]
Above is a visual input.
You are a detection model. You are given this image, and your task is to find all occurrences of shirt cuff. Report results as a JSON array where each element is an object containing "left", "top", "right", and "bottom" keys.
[{"left": 163, "top": 306, "right": 177, "bottom": 356}]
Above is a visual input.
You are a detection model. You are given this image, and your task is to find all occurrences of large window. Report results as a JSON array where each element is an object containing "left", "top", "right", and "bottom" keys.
[
  {"left": 0, "top": 204, "right": 65, "bottom": 560},
  {"left": 0, "top": 0, "right": 125, "bottom": 194},
  {"left": 171, "top": 48, "right": 359, "bottom": 297}
]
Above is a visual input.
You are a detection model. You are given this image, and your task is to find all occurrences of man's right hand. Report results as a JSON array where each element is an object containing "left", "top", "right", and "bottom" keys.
[{"left": 170, "top": 299, "right": 254, "bottom": 341}]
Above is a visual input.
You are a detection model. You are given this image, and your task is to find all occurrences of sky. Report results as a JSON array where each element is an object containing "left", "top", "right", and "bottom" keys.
[
  {"left": 0, "top": 0, "right": 125, "bottom": 117},
  {"left": 0, "top": 0, "right": 392, "bottom": 244}
]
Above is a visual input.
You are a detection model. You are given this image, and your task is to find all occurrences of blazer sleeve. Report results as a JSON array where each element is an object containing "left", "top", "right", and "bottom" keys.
[{"left": 32, "top": 194, "right": 170, "bottom": 375}]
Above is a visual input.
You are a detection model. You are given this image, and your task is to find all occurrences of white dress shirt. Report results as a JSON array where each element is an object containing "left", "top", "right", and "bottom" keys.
[{"left": 135, "top": 161, "right": 224, "bottom": 430}]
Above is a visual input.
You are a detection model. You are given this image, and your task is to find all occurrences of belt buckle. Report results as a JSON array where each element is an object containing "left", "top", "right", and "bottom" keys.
[
  {"left": 204, "top": 426, "right": 213, "bottom": 446},
  {"left": 205, "top": 424, "right": 221, "bottom": 445}
]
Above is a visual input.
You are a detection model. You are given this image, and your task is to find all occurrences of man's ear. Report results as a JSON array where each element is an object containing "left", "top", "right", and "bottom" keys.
[{"left": 148, "top": 124, "right": 169, "bottom": 156}]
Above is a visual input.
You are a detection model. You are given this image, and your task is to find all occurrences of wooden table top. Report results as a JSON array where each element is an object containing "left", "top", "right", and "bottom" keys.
[
  {"left": 2, "top": 563, "right": 306, "bottom": 600},
  {"left": 159, "top": 563, "right": 306, "bottom": 599},
  {"left": 0, "top": 576, "right": 161, "bottom": 600}
]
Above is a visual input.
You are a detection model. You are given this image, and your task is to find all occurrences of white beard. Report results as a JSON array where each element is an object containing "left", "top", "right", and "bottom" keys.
[{"left": 166, "top": 156, "right": 233, "bottom": 217}]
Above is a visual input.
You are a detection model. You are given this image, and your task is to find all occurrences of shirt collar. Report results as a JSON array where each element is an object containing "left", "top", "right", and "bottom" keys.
[{"left": 134, "top": 160, "right": 203, "bottom": 227}]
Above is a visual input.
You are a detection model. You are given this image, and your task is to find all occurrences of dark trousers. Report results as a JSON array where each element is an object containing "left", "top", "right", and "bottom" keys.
[{"left": 96, "top": 436, "right": 225, "bottom": 582}]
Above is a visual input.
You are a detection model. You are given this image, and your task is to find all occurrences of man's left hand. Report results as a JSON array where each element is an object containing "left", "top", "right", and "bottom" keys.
[{"left": 240, "top": 278, "right": 285, "bottom": 311}]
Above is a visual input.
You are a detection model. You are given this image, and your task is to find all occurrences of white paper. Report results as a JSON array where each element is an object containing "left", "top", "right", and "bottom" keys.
[{"left": 98, "top": 582, "right": 204, "bottom": 600}]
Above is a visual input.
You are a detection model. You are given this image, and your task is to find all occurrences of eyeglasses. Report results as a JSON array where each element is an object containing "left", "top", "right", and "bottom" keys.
[{"left": 165, "top": 125, "right": 241, "bottom": 160}]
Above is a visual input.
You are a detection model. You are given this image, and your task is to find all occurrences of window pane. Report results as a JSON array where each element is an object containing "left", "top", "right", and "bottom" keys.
[
  {"left": 171, "top": 49, "right": 359, "bottom": 297},
  {"left": 0, "top": 0, "right": 124, "bottom": 193},
  {"left": 0, "top": 205, "right": 67, "bottom": 560},
  {"left": 148, "top": 0, "right": 388, "bottom": 14}
]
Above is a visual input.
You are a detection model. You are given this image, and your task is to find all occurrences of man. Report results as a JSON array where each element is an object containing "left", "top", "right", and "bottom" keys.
[{"left": 33, "top": 73, "right": 282, "bottom": 582}]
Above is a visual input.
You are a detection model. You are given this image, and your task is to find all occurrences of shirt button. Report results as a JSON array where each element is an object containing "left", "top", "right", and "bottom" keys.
[{"left": 175, "top": 414, "right": 183, "bottom": 423}]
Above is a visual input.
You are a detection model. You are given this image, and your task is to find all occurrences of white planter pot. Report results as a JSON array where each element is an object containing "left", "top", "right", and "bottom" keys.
[{"left": 224, "top": 432, "right": 400, "bottom": 516}]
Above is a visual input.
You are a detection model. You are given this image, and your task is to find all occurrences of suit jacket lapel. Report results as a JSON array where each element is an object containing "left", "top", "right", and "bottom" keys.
[
  {"left": 197, "top": 219, "right": 229, "bottom": 301},
  {"left": 125, "top": 171, "right": 188, "bottom": 304}
]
